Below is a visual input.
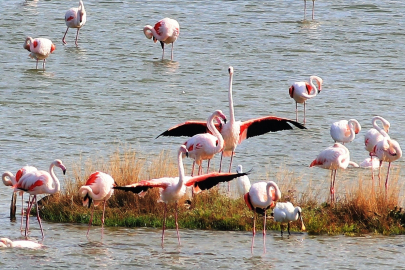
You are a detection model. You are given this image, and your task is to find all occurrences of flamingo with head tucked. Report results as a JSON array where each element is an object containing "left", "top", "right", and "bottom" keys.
[
  {"left": 14, "top": 159, "right": 66, "bottom": 238},
  {"left": 114, "top": 145, "right": 249, "bottom": 247},
  {"left": 79, "top": 171, "right": 116, "bottom": 237},
  {"left": 289, "top": 75, "right": 323, "bottom": 124},
  {"left": 244, "top": 180, "right": 281, "bottom": 252},
  {"left": 62, "top": 0, "right": 87, "bottom": 46},
  {"left": 0, "top": 238, "right": 43, "bottom": 249},
  {"left": 183, "top": 110, "right": 226, "bottom": 176},
  {"left": 272, "top": 202, "right": 305, "bottom": 236},
  {"left": 23, "top": 37, "right": 55, "bottom": 70},
  {"left": 157, "top": 67, "right": 306, "bottom": 180},
  {"left": 330, "top": 119, "right": 361, "bottom": 144},
  {"left": 143, "top": 18, "right": 180, "bottom": 60}
]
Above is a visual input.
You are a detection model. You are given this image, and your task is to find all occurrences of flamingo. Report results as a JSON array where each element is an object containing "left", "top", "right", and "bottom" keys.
[
  {"left": 143, "top": 18, "right": 180, "bottom": 60},
  {"left": 374, "top": 137, "right": 402, "bottom": 193},
  {"left": 310, "top": 143, "right": 358, "bottom": 204},
  {"left": 62, "top": 0, "right": 86, "bottom": 46},
  {"left": 236, "top": 165, "right": 251, "bottom": 197},
  {"left": 79, "top": 171, "right": 116, "bottom": 237},
  {"left": 304, "top": 0, "right": 316, "bottom": 20},
  {"left": 23, "top": 37, "right": 56, "bottom": 70},
  {"left": 244, "top": 181, "right": 281, "bottom": 252},
  {"left": 114, "top": 145, "right": 249, "bottom": 247},
  {"left": 364, "top": 116, "right": 390, "bottom": 182},
  {"left": 2, "top": 166, "right": 37, "bottom": 227},
  {"left": 289, "top": 75, "right": 323, "bottom": 124},
  {"left": 183, "top": 110, "right": 226, "bottom": 176},
  {"left": 157, "top": 66, "right": 306, "bottom": 178},
  {"left": 272, "top": 202, "right": 305, "bottom": 236},
  {"left": 14, "top": 159, "right": 66, "bottom": 238},
  {"left": 330, "top": 119, "right": 361, "bottom": 144},
  {"left": 0, "top": 238, "right": 42, "bottom": 249}
]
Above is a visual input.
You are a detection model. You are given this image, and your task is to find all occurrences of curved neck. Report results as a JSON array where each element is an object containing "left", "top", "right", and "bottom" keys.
[
  {"left": 346, "top": 120, "right": 358, "bottom": 142},
  {"left": 2, "top": 172, "right": 15, "bottom": 186},
  {"left": 372, "top": 117, "right": 389, "bottom": 138},
  {"left": 143, "top": 25, "right": 162, "bottom": 40},
  {"left": 265, "top": 181, "right": 281, "bottom": 206},
  {"left": 309, "top": 76, "right": 321, "bottom": 95},
  {"left": 228, "top": 71, "right": 235, "bottom": 123},
  {"left": 207, "top": 114, "right": 224, "bottom": 152},
  {"left": 44, "top": 163, "right": 61, "bottom": 194},
  {"left": 388, "top": 139, "right": 402, "bottom": 158}
]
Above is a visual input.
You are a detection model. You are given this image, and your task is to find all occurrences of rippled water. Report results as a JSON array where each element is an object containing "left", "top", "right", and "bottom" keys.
[{"left": 1, "top": 0, "right": 405, "bottom": 268}]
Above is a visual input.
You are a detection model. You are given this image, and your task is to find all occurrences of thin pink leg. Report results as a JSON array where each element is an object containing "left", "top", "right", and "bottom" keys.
[
  {"left": 175, "top": 202, "right": 181, "bottom": 245},
  {"left": 385, "top": 162, "right": 392, "bottom": 196},
  {"left": 62, "top": 27, "right": 69, "bottom": 44},
  {"left": 87, "top": 204, "right": 95, "bottom": 236},
  {"left": 20, "top": 194, "right": 25, "bottom": 231},
  {"left": 34, "top": 196, "right": 45, "bottom": 239},
  {"left": 101, "top": 200, "right": 106, "bottom": 238},
  {"left": 161, "top": 203, "right": 167, "bottom": 248},
  {"left": 251, "top": 212, "right": 256, "bottom": 253},
  {"left": 219, "top": 152, "right": 224, "bottom": 173},
  {"left": 25, "top": 196, "right": 34, "bottom": 237},
  {"left": 227, "top": 152, "right": 234, "bottom": 192},
  {"left": 295, "top": 102, "right": 298, "bottom": 122},
  {"left": 263, "top": 211, "right": 267, "bottom": 254},
  {"left": 303, "top": 102, "right": 306, "bottom": 124},
  {"left": 75, "top": 28, "right": 80, "bottom": 47},
  {"left": 206, "top": 159, "right": 211, "bottom": 174}
]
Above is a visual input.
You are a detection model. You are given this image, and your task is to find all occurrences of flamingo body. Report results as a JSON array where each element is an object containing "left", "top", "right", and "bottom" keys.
[
  {"left": 143, "top": 18, "right": 180, "bottom": 60},
  {"left": 236, "top": 165, "right": 251, "bottom": 197},
  {"left": 272, "top": 202, "right": 305, "bottom": 236},
  {"left": 62, "top": 0, "right": 86, "bottom": 46},
  {"left": 330, "top": 119, "right": 361, "bottom": 144},
  {"left": 23, "top": 37, "right": 55, "bottom": 69},
  {"left": 0, "top": 238, "right": 42, "bottom": 249}
]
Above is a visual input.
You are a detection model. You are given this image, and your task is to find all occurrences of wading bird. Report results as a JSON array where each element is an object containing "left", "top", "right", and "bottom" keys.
[
  {"left": 62, "top": 0, "right": 86, "bottom": 46},
  {"left": 244, "top": 181, "right": 281, "bottom": 252},
  {"left": 183, "top": 110, "right": 226, "bottom": 176},
  {"left": 143, "top": 18, "right": 180, "bottom": 60},
  {"left": 23, "top": 37, "right": 55, "bottom": 70},
  {"left": 272, "top": 202, "right": 305, "bottom": 236},
  {"left": 289, "top": 75, "right": 323, "bottom": 124},
  {"left": 310, "top": 143, "right": 357, "bottom": 204},
  {"left": 79, "top": 171, "right": 116, "bottom": 237},
  {"left": 330, "top": 119, "right": 361, "bottom": 144},
  {"left": 0, "top": 238, "right": 42, "bottom": 249},
  {"left": 114, "top": 145, "right": 249, "bottom": 247},
  {"left": 14, "top": 159, "right": 66, "bottom": 238},
  {"left": 236, "top": 165, "right": 251, "bottom": 197},
  {"left": 304, "top": 0, "right": 316, "bottom": 20},
  {"left": 157, "top": 67, "right": 306, "bottom": 181}
]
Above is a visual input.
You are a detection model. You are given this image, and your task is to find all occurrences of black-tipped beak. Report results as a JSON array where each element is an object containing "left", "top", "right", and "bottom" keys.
[{"left": 63, "top": 169, "right": 67, "bottom": 175}]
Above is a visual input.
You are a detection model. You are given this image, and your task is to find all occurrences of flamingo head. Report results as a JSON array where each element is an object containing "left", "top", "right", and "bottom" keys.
[
  {"left": 179, "top": 145, "right": 189, "bottom": 158},
  {"left": 50, "top": 43, "right": 56, "bottom": 53},
  {"left": 52, "top": 159, "right": 67, "bottom": 175},
  {"left": 23, "top": 37, "right": 33, "bottom": 51},
  {"left": 228, "top": 66, "right": 233, "bottom": 75},
  {"left": 289, "top": 85, "right": 294, "bottom": 98}
]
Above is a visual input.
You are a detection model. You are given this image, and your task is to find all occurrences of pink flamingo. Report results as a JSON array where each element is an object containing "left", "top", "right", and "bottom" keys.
[
  {"left": 244, "top": 181, "right": 281, "bottom": 252},
  {"left": 304, "top": 0, "right": 316, "bottom": 20},
  {"left": 157, "top": 67, "right": 306, "bottom": 178},
  {"left": 23, "top": 37, "right": 56, "bottom": 70},
  {"left": 374, "top": 137, "right": 402, "bottom": 193},
  {"left": 14, "top": 159, "right": 66, "bottom": 238},
  {"left": 289, "top": 75, "right": 323, "bottom": 124},
  {"left": 62, "top": 0, "right": 86, "bottom": 46},
  {"left": 143, "top": 18, "right": 180, "bottom": 60},
  {"left": 310, "top": 143, "right": 358, "bottom": 204},
  {"left": 79, "top": 171, "right": 116, "bottom": 237},
  {"left": 364, "top": 116, "right": 390, "bottom": 182},
  {"left": 330, "top": 119, "right": 361, "bottom": 144},
  {"left": 114, "top": 145, "right": 249, "bottom": 247},
  {"left": 183, "top": 110, "right": 226, "bottom": 176},
  {"left": 0, "top": 238, "right": 42, "bottom": 249},
  {"left": 2, "top": 166, "right": 37, "bottom": 227}
]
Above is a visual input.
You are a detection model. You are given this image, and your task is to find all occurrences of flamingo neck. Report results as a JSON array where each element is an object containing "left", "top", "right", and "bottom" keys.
[
  {"left": 45, "top": 163, "right": 61, "bottom": 194},
  {"left": 346, "top": 120, "right": 357, "bottom": 142},
  {"left": 207, "top": 114, "right": 224, "bottom": 153},
  {"left": 176, "top": 148, "right": 186, "bottom": 190},
  {"left": 2, "top": 172, "right": 16, "bottom": 186},
  {"left": 372, "top": 117, "right": 389, "bottom": 138},
  {"left": 387, "top": 139, "right": 402, "bottom": 158},
  {"left": 308, "top": 76, "right": 322, "bottom": 96},
  {"left": 228, "top": 71, "right": 236, "bottom": 123},
  {"left": 265, "top": 181, "right": 281, "bottom": 207},
  {"left": 143, "top": 25, "right": 163, "bottom": 41}
]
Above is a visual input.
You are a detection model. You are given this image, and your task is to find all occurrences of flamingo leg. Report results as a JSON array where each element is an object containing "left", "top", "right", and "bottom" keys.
[
  {"left": 206, "top": 159, "right": 210, "bottom": 174},
  {"left": 62, "top": 27, "right": 69, "bottom": 44},
  {"left": 42, "top": 59, "right": 46, "bottom": 70},
  {"left": 385, "top": 162, "right": 392, "bottom": 196},
  {"left": 332, "top": 170, "right": 337, "bottom": 204},
  {"left": 312, "top": 0, "right": 315, "bottom": 20},
  {"left": 219, "top": 152, "right": 224, "bottom": 173},
  {"left": 20, "top": 194, "right": 25, "bottom": 231},
  {"left": 75, "top": 28, "right": 80, "bottom": 47},
  {"left": 171, "top": 43, "right": 174, "bottom": 61},
  {"left": 101, "top": 200, "right": 106, "bottom": 237},
  {"left": 378, "top": 160, "right": 383, "bottom": 186},
  {"left": 35, "top": 59, "right": 39, "bottom": 69},
  {"left": 191, "top": 161, "right": 195, "bottom": 177},
  {"left": 87, "top": 204, "right": 95, "bottom": 236},
  {"left": 304, "top": 0, "right": 307, "bottom": 19},
  {"left": 251, "top": 212, "right": 256, "bottom": 253},
  {"left": 303, "top": 101, "right": 306, "bottom": 124},
  {"left": 370, "top": 154, "right": 375, "bottom": 184},
  {"left": 161, "top": 203, "right": 167, "bottom": 248},
  {"left": 295, "top": 102, "right": 298, "bottom": 122},
  {"left": 288, "top": 222, "right": 291, "bottom": 235},
  {"left": 175, "top": 202, "right": 181, "bottom": 245},
  {"left": 263, "top": 211, "right": 266, "bottom": 254},
  {"left": 25, "top": 195, "right": 35, "bottom": 237},
  {"left": 160, "top": 41, "right": 165, "bottom": 60},
  {"left": 227, "top": 152, "right": 235, "bottom": 192},
  {"left": 10, "top": 192, "right": 17, "bottom": 221},
  {"left": 34, "top": 196, "right": 45, "bottom": 239}
]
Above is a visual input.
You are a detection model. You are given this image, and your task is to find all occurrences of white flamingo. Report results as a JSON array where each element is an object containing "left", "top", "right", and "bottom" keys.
[
  {"left": 23, "top": 37, "right": 55, "bottom": 69},
  {"left": 272, "top": 202, "right": 305, "bottom": 236},
  {"left": 330, "top": 119, "right": 361, "bottom": 144},
  {"left": 14, "top": 159, "right": 66, "bottom": 238},
  {"left": 289, "top": 75, "right": 323, "bottom": 124},
  {"left": 0, "top": 238, "right": 42, "bottom": 249},
  {"left": 62, "top": 0, "right": 87, "bottom": 46},
  {"left": 79, "top": 171, "right": 115, "bottom": 237},
  {"left": 143, "top": 18, "right": 180, "bottom": 60},
  {"left": 236, "top": 165, "right": 251, "bottom": 197}
]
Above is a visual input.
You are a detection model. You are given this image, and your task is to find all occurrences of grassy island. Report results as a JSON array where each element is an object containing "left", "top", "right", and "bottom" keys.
[{"left": 37, "top": 148, "right": 405, "bottom": 236}]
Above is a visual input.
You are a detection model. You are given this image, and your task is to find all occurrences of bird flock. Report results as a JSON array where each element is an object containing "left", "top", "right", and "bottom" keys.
[{"left": 2, "top": 0, "right": 402, "bottom": 252}]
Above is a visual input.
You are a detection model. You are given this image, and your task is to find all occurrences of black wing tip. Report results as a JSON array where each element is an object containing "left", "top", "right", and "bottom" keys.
[{"left": 289, "top": 120, "right": 307, "bottom": 129}]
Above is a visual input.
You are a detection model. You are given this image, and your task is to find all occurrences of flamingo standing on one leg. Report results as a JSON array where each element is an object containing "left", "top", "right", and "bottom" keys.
[
  {"left": 79, "top": 171, "right": 116, "bottom": 237},
  {"left": 272, "top": 202, "right": 305, "bottom": 236},
  {"left": 2, "top": 166, "right": 37, "bottom": 226},
  {"left": 364, "top": 116, "right": 390, "bottom": 183},
  {"left": 374, "top": 137, "right": 402, "bottom": 194},
  {"left": 143, "top": 18, "right": 180, "bottom": 60},
  {"left": 114, "top": 145, "right": 249, "bottom": 247},
  {"left": 310, "top": 143, "right": 357, "bottom": 204},
  {"left": 183, "top": 110, "right": 226, "bottom": 176},
  {"left": 289, "top": 75, "right": 323, "bottom": 124},
  {"left": 244, "top": 181, "right": 281, "bottom": 253},
  {"left": 330, "top": 119, "right": 361, "bottom": 144},
  {"left": 157, "top": 66, "right": 306, "bottom": 182},
  {"left": 62, "top": 0, "right": 87, "bottom": 46},
  {"left": 304, "top": 0, "right": 316, "bottom": 20},
  {"left": 23, "top": 37, "right": 55, "bottom": 70},
  {"left": 14, "top": 159, "right": 66, "bottom": 238},
  {"left": 0, "top": 238, "right": 43, "bottom": 249},
  {"left": 236, "top": 165, "right": 251, "bottom": 197}
]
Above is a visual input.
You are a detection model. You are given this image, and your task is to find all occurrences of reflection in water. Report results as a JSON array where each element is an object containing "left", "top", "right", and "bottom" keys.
[{"left": 151, "top": 59, "right": 180, "bottom": 73}]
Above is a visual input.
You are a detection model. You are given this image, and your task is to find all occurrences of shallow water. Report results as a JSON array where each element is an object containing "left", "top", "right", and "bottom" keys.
[{"left": 1, "top": 0, "right": 405, "bottom": 268}]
